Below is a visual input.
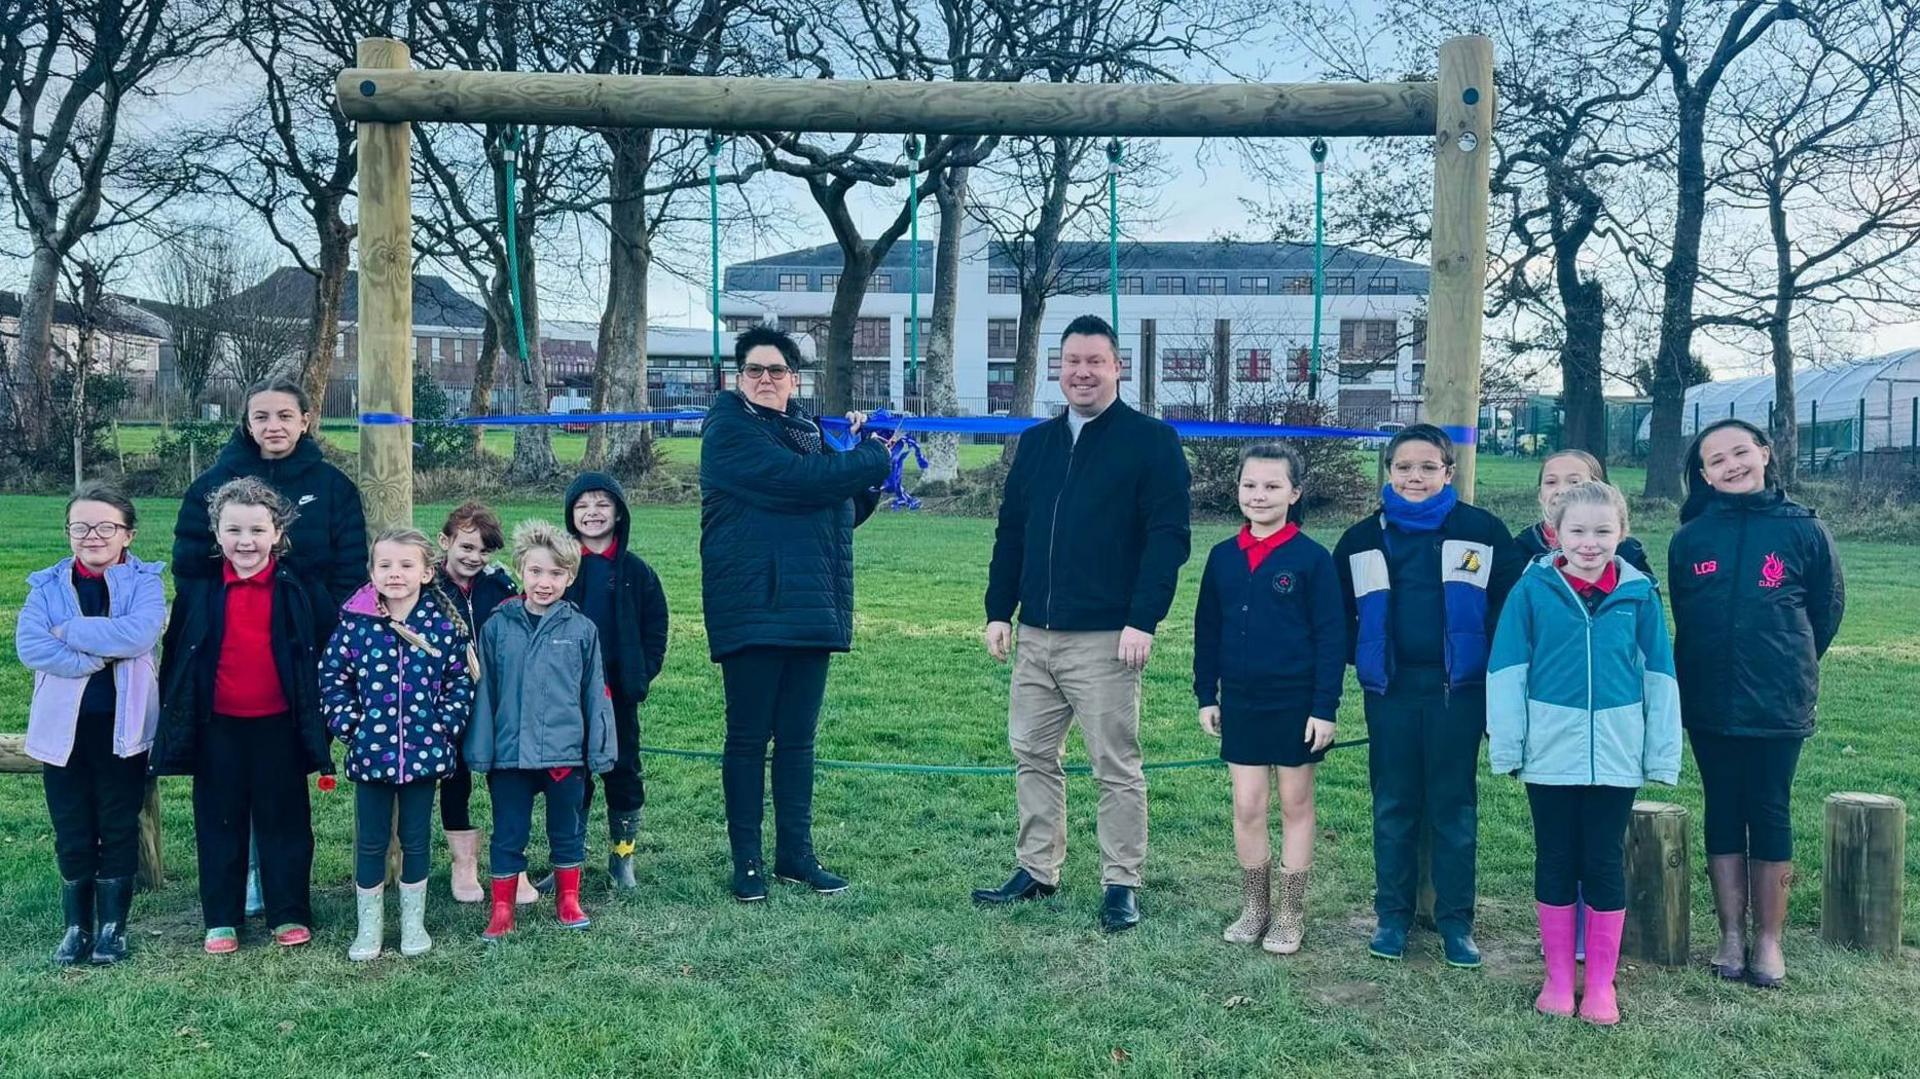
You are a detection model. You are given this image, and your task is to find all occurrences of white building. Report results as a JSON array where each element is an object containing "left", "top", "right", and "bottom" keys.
[{"left": 719, "top": 227, "right": 1431, "bottom": 425}]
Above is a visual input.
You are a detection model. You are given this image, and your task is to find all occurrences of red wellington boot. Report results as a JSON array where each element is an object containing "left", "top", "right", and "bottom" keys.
[
  {"left": 554, "top": 866, "right": 591, "bottom": 929},
  {"left": 481, "top": 875, "right": 518, "bottom": 940}
]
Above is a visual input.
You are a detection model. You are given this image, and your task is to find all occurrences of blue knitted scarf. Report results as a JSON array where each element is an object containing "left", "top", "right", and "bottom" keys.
[{"left": 1379, "top": 482, "right": 1458, "bottom": 534}]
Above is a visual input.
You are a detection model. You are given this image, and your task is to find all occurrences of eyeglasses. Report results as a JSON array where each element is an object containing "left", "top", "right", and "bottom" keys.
[
  {"left": 1389, "top": 461, "right": 1449, "bottom": 477},
  {"left": 741, "top": 364, "right": 792, "bottom": 381},
  {"left": 67, "top": 522, "right": 129, "bottom": 540}
]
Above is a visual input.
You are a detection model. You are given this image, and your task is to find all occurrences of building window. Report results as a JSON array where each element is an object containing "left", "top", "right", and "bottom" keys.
[
  {"left": 439, "top": 337, "right": 456, "bottom": 367},
  {"left": 1372, "top": 275, "right": 1398, "bottom": 295},
  {"left": 987, "top": 363, "right": 1016, "bottom": 412},
  {"left": 1410, "top": 363, "right": 1425, "bottom": 395},
  {"left": 871, "top": 274, "right": 893, "bottom": 291},
  {"left": 1339, "top": 318, "right": 1399, "bottom": 365},
  {"left": 1283, "top": 276, "right": 1314, "bottom": 295},
  {"left": 777, "top": 273, "right": 808, "bottom": 292},
  {"left": 1120, "top": 276, "right": 1144, "bottom": 295},
  {"left": 724, "top": 315, "right": 760, "bottom": 333},
  {"left": 1288, "top": 347, "right": 1311, "bottom": 384},
  {"left": 1328, "top": 275, "right": 1355, "bottom": 295},
  {"left": 1235, "top": 348, "right": 1271, "bottom": 382},
  {"left": 821, "top": 274, "right": 839, "bottom": 290},
  {"left": 852, "top": 361, "right": 890, "bottom": 403},
  {"left": 1196, "top": 276, "right": 1228, "bottom": 295},
  {"left": 989, "top": 273, "right": 1019, "bottom": 294},
  {"left": 1412, "top": 318, "right": 1427, "bottom": 363},
  {"left": 1339, "top": 363, "right": 1375, "bottom": 385},
  {"left": 988, "top": 318, "right": 1018, "bottom": 359},
  {"left": 1240, "top": 276, "right": 1270, "bottom": 294},
  {"left": 416, "top": 336, "right": 432, "bottom": 366},
  {"left": 1163, "top": 348, "right": 1207, "bottom": 382},
  {"left": 1156, "top": 275, "right": 1187, "bottom": 295},
  {"left": 853, "top": 317, "right": 891, "bottom": 357}
]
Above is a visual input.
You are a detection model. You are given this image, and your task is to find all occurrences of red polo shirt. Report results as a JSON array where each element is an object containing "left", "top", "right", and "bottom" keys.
[
  {"left": 1237, "top": 522, "right": 1300, "bottom": 572},
  {"left": 1556, "top": 557, "right": 1619, "bottom": 597},
  {"left": 213, "top": 559, "right": 289, "bottom": 718}
]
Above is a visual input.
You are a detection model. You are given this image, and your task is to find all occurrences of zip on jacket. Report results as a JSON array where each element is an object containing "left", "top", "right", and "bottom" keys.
[{"left": 18, "top": 555, "right": 168, "bottom": 767}]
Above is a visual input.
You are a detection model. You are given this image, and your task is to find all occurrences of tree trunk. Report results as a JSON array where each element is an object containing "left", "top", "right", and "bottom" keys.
[
  {"left": 1212, "top": 319, "right": 1232, "bottom": 421},
  {"left": 1002, "top": 285, "right": 1049, "bottom": 464},
  {"left": 1767, "top": 180, "right": 1799, "bottom": 490},
  {"left": 921, "top": 166, "right": 969, "bottom": 482},
  {"left": 301, "top": 222, "right": 351, "bottom": 419},
  {"left": 1644, "top": 100, "right": 1711, "bottom": 500},
  {"left": 820, "top": 258, "right": 874, "bottom": 415},
  {"left": 467, "top": 311, "right": 499, "bottom": 456},
  {"left": 1558, "top": 276, "right": 1608, "bottom": 464},
  {"left": 16, "top": 243, "right": 63, "bottom": 448},
  {"left": 589, "top": 127, "right": 655, "bottom": 471},
  {"left": 500, "top": 239, "right": 558, "bottom": 484}
]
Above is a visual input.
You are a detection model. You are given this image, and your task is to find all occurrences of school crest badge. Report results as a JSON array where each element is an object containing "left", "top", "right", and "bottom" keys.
[
  {"left": 1456, "top": 549, "right": 1482, "bottom": 574},
  {"left": 1272, "top": 571, "right": 1297, "bottom": 595}
]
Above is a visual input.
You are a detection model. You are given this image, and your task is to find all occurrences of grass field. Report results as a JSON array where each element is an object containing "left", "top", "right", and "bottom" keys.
[{"left": 0, "top": 475, "right": 1914, "bottom": 1077}]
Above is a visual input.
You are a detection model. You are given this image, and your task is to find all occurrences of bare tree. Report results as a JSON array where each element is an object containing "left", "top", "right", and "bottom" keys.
[
  {"left": 1694, "top": 5, "right": 1920, "bottom": 486},
  {"left": 189, "top": 0, "right": 400, "bottom": 415},
  {"left": 409, "top": 0, "right": 603, "bottom": 483},
  {"left": 155, "top": 229, "right": 242, "bottom": 407},
  {"left": 0, "top": 0, "right": 222, "bottom": 451},
  {"left": 1635, "top": 0, "right": 1800, "bottom": 498}
]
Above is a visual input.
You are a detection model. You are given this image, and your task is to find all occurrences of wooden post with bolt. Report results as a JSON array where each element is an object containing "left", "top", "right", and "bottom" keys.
[{"left": 355, "top": 37, "right": 415, "bottom": 534}]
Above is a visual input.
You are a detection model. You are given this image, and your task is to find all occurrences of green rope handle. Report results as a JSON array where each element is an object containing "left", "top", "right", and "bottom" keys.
[
  {"left": 1308, "top": 137, "right": 1328, "bottom": 398},
  {"left": 502, "top": 126, "right": 533, "bottom": 384},
  {"left": 906, "top": 135, "right": 921, "bottom": 390},
  {"left": 1106, "top": 138, "right": 1122, "bottom": 330},
  {"left": 708, "top": 133, "right": 724, "bottom": 390}
]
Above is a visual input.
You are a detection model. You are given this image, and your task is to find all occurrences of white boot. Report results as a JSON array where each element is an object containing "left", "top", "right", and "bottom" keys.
[
  {"left": 349, "top": 885, "right": 385, "bottom": 962},
  {"left": 399, "top": 880, "right": 432, "bottom": 957}
]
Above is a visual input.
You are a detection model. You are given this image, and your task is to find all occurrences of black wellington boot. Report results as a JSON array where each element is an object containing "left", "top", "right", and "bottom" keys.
[
  {"left": 89, "top": 877, "right": 134, "bottom": 966},
  {"left": 53, "top": 878, "right": 93, "bottom": 966}
]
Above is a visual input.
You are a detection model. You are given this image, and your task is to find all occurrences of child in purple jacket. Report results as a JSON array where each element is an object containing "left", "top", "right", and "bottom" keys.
[{"left": 17, "top": 483, "right": 167, "bottom": 966}]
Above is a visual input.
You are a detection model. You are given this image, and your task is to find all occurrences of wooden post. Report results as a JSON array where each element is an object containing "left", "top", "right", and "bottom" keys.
[
  {"left": 339, "top": 70, "right": 1439, "bottom": 139},
  {"left": 356, "top": 37, "right": 414, "bottom": 534},
  {"left": 1416, "top": 823, "right": 1437, "bottom": 929},
  {"left": 136, "top": 780, "right": 165, "bottom": 892},
  {"left": 1425, "top": 35, "right": 1495, "bottom": 499},
  {"left": 1622, "top": 801, "right": 1689, "bottom": 966},
  {"left": 1821, "top": 792, "right": 1906, "bottom": 957},
  {"left": 0, "top": 735, "right": 164, "bottom": 891}
]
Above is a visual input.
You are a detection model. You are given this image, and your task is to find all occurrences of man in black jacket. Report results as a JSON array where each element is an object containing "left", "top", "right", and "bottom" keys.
[
  {"left": 973, "top": 315, "right": 1192, "bottom": 933},
  {"left": 563, "top": 471, "right": 669, "bottom": 891}
]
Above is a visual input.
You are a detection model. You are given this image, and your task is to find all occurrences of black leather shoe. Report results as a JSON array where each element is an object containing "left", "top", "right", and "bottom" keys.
[
  {"left": 732, "top": 858, "right": 768, "bottom": 903},
  {"left": 53, "top": 877, "right": 93, "bottom": 966},
  {"left": 971, "top": 867, "right": 1057, "bottom": 905},
  {"left": 89, "top": 877, "right": 133, "bottom": 965},
  {"left": 775, "top": 855, "right": 849, "bottom": 895},
  {"left": 1099, "top": 884, "right": 1141, "bottom": 934}
]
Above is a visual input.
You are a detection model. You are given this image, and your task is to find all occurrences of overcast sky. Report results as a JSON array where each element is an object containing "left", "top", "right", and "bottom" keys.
[{"left": 5, "top": 17, "right": 1915, "bottom": 389}]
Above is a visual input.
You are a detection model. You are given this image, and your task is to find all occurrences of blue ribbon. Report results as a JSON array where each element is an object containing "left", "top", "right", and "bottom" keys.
[{"left": 363, "top": 406, "right": 1471, "bottom": 444}]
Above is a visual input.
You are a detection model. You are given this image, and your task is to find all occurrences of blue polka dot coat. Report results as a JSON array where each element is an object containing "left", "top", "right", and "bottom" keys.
[{"left": 320, "top": 583, "right": 475, "bottom": 784}]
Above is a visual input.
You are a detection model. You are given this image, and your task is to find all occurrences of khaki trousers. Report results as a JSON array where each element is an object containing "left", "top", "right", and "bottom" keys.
[{"left": 1008, "top": 625, "right": 1146, "bottom": 887}]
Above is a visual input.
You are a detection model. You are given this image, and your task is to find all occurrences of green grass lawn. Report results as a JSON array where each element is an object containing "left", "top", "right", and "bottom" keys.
[{"left": 1, "top": 481, "right": 1915, "bottom": 1076}]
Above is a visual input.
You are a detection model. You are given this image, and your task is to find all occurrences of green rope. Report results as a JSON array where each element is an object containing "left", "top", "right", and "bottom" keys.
[
  {"left": 708, "top": 133, "right": 723, "bottom": 390},
  {"left": 1308, "top": 137, "right": 1328, "bottom": 398},
  {"left": 906, "top": 136, "right": 920, "bottom": 391},
  {"left": 640, "top": 738, "right": 1369, "bottom": 776},
  {"left": 502, "top": 126, "right": 532, "bottom": 384},
  {"left": 1106, "top": 139, "right": 1122, "bottom": 329}
]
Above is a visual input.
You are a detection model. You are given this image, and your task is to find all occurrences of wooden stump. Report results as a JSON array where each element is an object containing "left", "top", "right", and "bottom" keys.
[
  {"left": 1416, "top": 823, "right": 1437, "bottom": 929},
  {"left": 1622, "top": 800, "right": 1689, "bottom": 966},
  {"left": 1822, "top": 792, "right": 1906, "bottom": 957},
  {"left": 0, "top": 734, "right": 165, "bottom": 891}
]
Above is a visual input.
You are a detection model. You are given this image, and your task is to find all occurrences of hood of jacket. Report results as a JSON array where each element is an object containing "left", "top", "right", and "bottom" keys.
[
  {"left": 215, "top": 424, "right": 327, "bottom": 479},
  {"left": 27, "top": 552, "right": 167, "bottom": 593},
  {"left": 565, "top": 470, "right": 632, "bottom": 552}
]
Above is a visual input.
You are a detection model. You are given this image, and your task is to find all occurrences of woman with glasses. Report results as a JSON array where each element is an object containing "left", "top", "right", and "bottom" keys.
[
  {"left": 698, "top": 326, "right": 892, "bottom": 902},
  {"left": 1332, "top": 424, "right": 1525, "bottom": 967}
]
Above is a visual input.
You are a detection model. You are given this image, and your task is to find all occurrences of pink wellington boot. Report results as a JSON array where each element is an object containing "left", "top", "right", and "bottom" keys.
[
  {"left": 1534, "top": 902, "right": 1578, "bottom": 1017},
  {"left": 1579, "top": 908, "right": 1627, "bottom": 1026}
]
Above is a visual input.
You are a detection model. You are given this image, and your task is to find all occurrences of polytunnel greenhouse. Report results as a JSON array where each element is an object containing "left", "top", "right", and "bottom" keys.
[{"left": 1642, "top": 349, "right": 1920, "bottom": 466}]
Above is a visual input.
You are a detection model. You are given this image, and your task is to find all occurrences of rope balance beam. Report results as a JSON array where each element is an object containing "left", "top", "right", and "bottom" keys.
[{"left": 336, "top": 70, "right": 1439, "bottom": 139}]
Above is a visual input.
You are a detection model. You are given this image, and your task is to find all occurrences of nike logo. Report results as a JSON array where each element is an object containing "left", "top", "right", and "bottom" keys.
[{"left": 298, "top": 494, "right": 318, "bottom": 506}]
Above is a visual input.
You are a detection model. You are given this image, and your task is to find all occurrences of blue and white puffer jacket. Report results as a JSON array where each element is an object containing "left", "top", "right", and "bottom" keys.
[
  {"left": 320, "top": 583, "right": 474, "bottom": 784},
  {"left": 1487, "top": 556, "right": 1683, "bottom": 787}
]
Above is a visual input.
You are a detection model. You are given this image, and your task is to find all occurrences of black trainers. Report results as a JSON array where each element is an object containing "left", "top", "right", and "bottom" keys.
[
  {"left": 732, "top": 858, "right": 768, "bottom": 903},
  {"left": 775, "top": 855, "right": 850, "bottom": 895}
]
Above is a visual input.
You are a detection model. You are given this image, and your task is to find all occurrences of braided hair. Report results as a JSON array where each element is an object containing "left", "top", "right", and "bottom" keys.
[{"left": 369, "top": 527, "right": 470, "bottom": 642}]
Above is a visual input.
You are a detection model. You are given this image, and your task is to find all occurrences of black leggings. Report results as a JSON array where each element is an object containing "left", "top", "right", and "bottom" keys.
[
  {"left": 719, "top": 648, "right": 831, "bottom": 863},
  {"left": 1525, "top": 784, "right": 1636, "bottom": 910},
  {"left": 440, "top": 754, "right": 474, "bottom": 831},
  {"left": 355, "top": 780, "right": 437, "bottom": 888},
  {"left": 1690, "top": 730, "right": 1803, "bottom": 861}
]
